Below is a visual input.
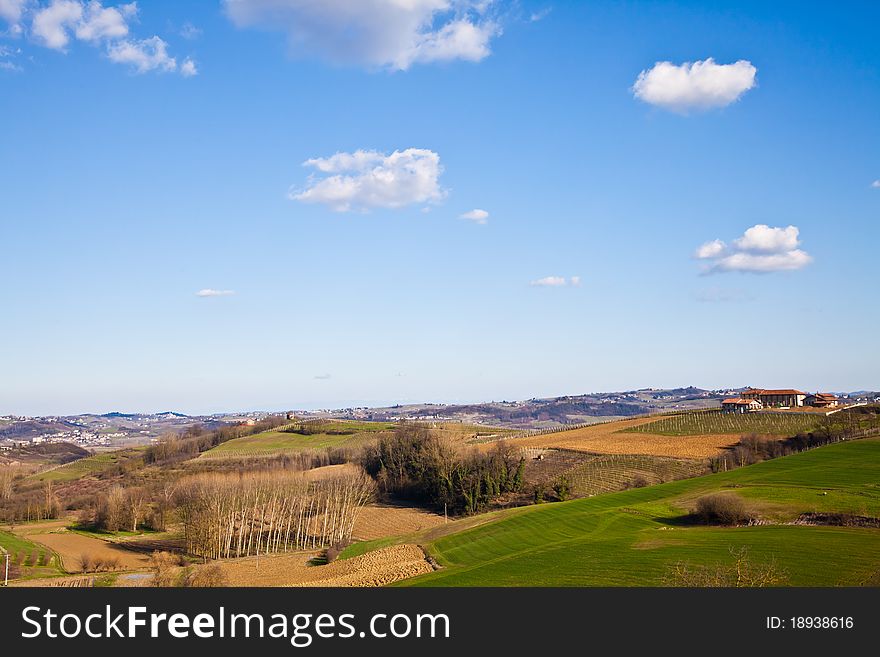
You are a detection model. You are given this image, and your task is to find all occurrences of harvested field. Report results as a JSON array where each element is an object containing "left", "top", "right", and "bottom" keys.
[
  {"left": 24, "top": 530, "right": 151, "bottom": 572},
  {"left": 501, "top": 416, "right": 739, "bottom": 458},
  {"left": 353, "top": 504, "right": 445, "bottom": 541},
  {"left": 220, "top": 544, "right": 432, "bottom": 587},
  {"left": 302, "top": 463, "right": 362, "bottom": 481}
]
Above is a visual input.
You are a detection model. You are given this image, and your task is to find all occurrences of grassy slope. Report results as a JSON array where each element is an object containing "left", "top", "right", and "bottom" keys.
[
  {"left": 399, "top": 438, "right": 880, "bottom": 586},
  {"left": 203, "top": 421, "right": 395, "bottom": 457},
  {"left": 26, "top": 449, "right": 143, "bottom": 483},
  {"left": 0, "top": 529, "right": 65, "bottom": 579}
]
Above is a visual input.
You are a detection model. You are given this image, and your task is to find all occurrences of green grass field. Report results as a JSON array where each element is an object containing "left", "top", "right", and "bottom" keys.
[
  {"left": 202, "top": 420, "right": 395, "bottom": 458},
  {"left": 0, "top": 529, "right": 64, "bottom": 580},
  {"left": 26, "top": 449, "right": 143, "bottom": 483},
  {"left": 625, "top": 410, "right": 825, "bottom": 436},
  {"left": 396, "top": 438, "right": 880, "bottom": 586}
]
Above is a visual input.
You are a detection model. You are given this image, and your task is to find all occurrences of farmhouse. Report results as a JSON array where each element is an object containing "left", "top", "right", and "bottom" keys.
[
  {"left": 721, "top": 398, "right": 763, "bottom": 413},
  {"left": 805, "top": 392, "right": 839, "bottom": 408},
  {"left": 741, "top": 388, "right": 807, "bottom": 408}
]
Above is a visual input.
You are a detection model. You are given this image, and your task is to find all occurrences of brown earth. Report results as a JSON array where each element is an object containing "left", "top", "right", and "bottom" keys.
[
  {"left": 495, "top": 416, "right": 740, "bottom": 458},
  {"left": 220, "top": 544, "right": 432, "bottom": 587},
  {"left": 13, "top": 520, "right": 152, "bottom": 572},
  {"left": 353, "top": 503, "right": 446, "bottom": 541}
]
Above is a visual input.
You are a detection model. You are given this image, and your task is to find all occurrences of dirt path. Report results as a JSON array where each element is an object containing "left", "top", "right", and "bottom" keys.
[{"left": 220, "top": 544, "right": 433, "bottom": 587}]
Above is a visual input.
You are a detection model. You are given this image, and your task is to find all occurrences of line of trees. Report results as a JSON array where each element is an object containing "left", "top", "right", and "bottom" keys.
[
  {"left": 175, "top": 469, "right": 374, "bottom": 560},
  {"left": 360, "top": 423, "right": 526, "bottom": 515}
]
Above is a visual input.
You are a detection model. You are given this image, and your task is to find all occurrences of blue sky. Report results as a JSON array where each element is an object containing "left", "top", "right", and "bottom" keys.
[{"left": 2, "top": 1, "right": 879, "bottom": 416}]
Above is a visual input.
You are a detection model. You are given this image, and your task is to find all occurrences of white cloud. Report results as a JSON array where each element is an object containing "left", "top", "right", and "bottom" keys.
[
  {"left": 179, "top": 21, "right": 201, "bottom": 40},
  {"left": 196, "top": 288, "right": 235, "bottom": 297},
  {"left": 0, "top": 0, "right": 28, "bottom": 27},
  {"left": 180, "top": 56, "right": 197, "bottom": 77},
  {"left": 291, "top": 148, "right": 446, "bottom": 212},
  {"left": 222, "top": 0, "right": 500, "bottom": 70},
  {"left": 530, "top": 276, "right": 580, "bottom": 287},
  {"left": 107, "top": 36, "right": 176, "bottom": 73},
  {"left": 694, "top": 238, "right": 726, "bottom": 259},
  {"left": 696, "top": 224, "right": 812, "bottom": 274},
  {"left": 460, "top": 208, "right": 489, "bottom": 224},
  {"left": 529, "top": 8, "right": 551, "bottom": 22},
  {"left": 32, "top": 0, "right": 83, "bottom": 49},
  {"left": 313, "top": 374, "right": 332, "bottom": 380},
  {"left": 75, "top": 0, "right": 134, "bottom": 43},
  {"left": 0, "top": 43, "right": 21, "bottom": 70},
  {"left": 732, "top": 224, "right": 799, "bottom": 253},
  {"left": 633, "top": 58, "right": 757, "bottom": 113},
  {"left": 871, "top": 180, "right": 880, "bottom": 189},
  {"left": 711, "top": 250, "right": 812, "bottom": 273},
  {"left": 24, "top": 1, "right": 191, "bottom": 75}
]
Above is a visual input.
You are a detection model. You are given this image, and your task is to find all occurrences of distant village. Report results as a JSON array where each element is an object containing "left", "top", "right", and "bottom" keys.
[{"left": 721, "top": 388, "right": 854, "bottom": 414}]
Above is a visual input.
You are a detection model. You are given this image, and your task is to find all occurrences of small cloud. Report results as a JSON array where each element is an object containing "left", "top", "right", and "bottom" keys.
[
  {"left": 180, "top": 57, "right": 198, "bottom": 77},
  {"left": 460, "top": 208, "right": 489, "bottom": 224},
  {"left": 695, "top": 224, "right": 812, "bottom": 274},
  {"left": 196, "top": 288, "right": 235, "bottom": 297},
  {"left": 313, "top": 374, "right": 332, "bottom": 380},
  {"left": 291, "top": 148, "right": 446, "bottom": 212},
  {"left": 633, "top": 58, "right": 757, "bottom": 113},
  {"left": 107, "top": 36, "right": 178, "bottom": 74},
  {"left": 179, "top": 21, "right": 202, "bottom": 40},
  {"left": 19, "top": 1, "right": 186, "bottom": 75},
  {"left": 529, "top": 8, "right": 551, "bottom": 22},
  {"left": 530, "top": 276, "right": 580, "bottom": 287},
  {"left": 872, "top": 180, "right": 880, "bottom": 189}
]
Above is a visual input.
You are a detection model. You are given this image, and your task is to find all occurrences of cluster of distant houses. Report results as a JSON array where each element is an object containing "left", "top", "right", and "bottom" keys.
[{"left": 721, "top": 388, "right": 841, "bottom": 413}]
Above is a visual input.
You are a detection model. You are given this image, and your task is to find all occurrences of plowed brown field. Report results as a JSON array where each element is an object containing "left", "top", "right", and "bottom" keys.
[
  {"left": 353, "top": 504, "right": 445, "bottom": 540},
  {"left": 26, "top": 531, "right": 150, "bottom": 571},
  {"left": 220, "top": 544, "right": 432, "bottom": 587},
  {"left": 496, "top": 416, "right": 740, "bottom": 458}
]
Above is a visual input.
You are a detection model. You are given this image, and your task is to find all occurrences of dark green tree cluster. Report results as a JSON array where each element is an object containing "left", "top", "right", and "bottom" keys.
[{"left": 361, "top": 423, "right": 526, "bottom": 515}]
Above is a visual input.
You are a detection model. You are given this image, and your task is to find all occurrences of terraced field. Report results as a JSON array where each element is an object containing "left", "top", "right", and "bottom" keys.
[
  {"left": 220, "top": 544, "right": 433, "bottom": 587},
  {"left": 562, "top": 454, "right": 708, "bottom": 497},
  {"left": 392, "top": 437, "right": 880, "bottom": 586}
]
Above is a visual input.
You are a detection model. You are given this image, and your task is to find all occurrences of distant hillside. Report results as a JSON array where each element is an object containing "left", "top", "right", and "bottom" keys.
[{"left": 306, "top": 387, "right": 731, "bottom": 429}]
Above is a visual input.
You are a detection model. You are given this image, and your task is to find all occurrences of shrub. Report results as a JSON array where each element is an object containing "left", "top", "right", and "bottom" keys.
[
  {"left": 552, "top": 477, "right": 571, "bottom": 501},
  {"left": 79, "top": 553, "right": 94, "bottom": 573},
  {"left": 183, "top": 564, "right": 227, "bottom": 588},
  {"left": 325, "top": 540, "right": 350, "bottom": 564},
  {"left": 150, "top": 550, "right": 185, "bottom": 587},
  {"left": 694, "top": 493, "right": 752, "bottom": 526},
  {"left": 631, "top": 474, "right": 649, "bottom": 489}
]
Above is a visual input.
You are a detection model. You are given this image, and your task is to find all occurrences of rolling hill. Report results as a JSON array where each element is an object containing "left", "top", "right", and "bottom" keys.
[{"left": 393, "top": 437, "right": 880, "bottom": 586}]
